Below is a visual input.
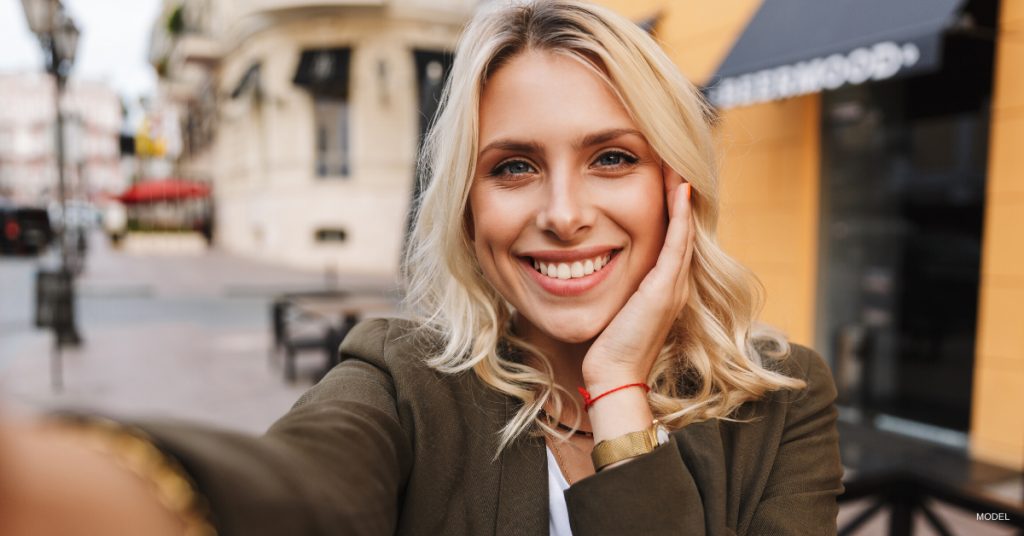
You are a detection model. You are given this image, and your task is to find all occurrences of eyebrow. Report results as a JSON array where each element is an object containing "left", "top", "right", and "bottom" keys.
[
  {"left": 574, "top": 128, "right": 645, "bottom": 150},
  {"left": 478, "top": 139, "right": 544, "bottom": 158},
  {"left": 477, "top": 128, "right": 645, "bottom": 158}
]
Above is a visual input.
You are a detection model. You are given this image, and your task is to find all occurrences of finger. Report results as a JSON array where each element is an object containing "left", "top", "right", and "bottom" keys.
[
  {"left": 649, "top": 168, "right": 692, "bottom": 284},
  {"left": 661, "top": 167, "right": 691, "bottom": 260},
  {"left": 676, "top": 203, "right": 697, "bottom": 291},
  {"left": 662, "top": 161, "right": 684, "bottom": 216}
]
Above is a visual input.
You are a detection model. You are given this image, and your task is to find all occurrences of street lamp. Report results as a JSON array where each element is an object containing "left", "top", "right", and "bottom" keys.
[
  {"left": 21, "top": 0, "right": 81, "bottom": 390},
  {"left": 52, "top": 14, "right": 79, "bottom": 76},
  {"left": 19, "top": 0, "right": 59, "bottom": 34}
]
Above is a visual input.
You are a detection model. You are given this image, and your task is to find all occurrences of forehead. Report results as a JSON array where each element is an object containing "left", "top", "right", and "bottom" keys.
[{"left": 477, "top": 51, "right": 639, "bottom": 147}]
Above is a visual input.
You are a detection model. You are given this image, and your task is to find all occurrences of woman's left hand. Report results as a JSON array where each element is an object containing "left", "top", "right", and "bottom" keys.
[{"left": 581, "top": 162, "right": 695, "bottom": 395}]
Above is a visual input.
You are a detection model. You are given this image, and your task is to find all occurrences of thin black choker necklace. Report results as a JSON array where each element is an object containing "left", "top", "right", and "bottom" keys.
[{"left": 538, "top": 408, "right": 593, "bottom": 437}]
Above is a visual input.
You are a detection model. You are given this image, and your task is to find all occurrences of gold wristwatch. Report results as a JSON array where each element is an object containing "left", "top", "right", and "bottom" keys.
[{"left": 591, "top": 419, "right": 670, "bottom": 472}]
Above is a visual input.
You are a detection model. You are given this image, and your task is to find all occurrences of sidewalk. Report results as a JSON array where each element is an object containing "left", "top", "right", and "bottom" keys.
[{"left": 0, "top": 232, "right": 397, "bottom": 434}]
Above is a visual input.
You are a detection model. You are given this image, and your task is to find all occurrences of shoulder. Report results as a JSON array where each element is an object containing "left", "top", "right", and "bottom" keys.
[
  {"left": 773, "top": 343, "right": 838, "bottom": 405},
  {"left": 722, "top": 343, "right": 837, "bottom": 436},
  {"left": 330, "top": 316, "right": 508, "bottom": 450},
  {"left": 335, "top": 316, "right": 488, "bottom": 406},
  {"left": 747, "top": 343, "right": 839, "bottom": 444},
  {"left": 337, "top": 317, "right": 439, "bottom": 373},
  {"left": 292, "top": 317, "right": 440, "bottom": 410}
]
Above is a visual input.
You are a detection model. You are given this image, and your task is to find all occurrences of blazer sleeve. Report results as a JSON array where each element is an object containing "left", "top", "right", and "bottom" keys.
[
  {"left": 563, "top": 346, "right": 844, "bottom": 536},
  {"left": 134, "top": 319, "right": 413, "bottom": 536}
]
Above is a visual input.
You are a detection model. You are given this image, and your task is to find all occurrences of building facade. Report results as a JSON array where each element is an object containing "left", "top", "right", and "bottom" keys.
[
  {"left": 596, "top": 0, "right": 1024, "bottom": 470},
  {"left": 0, "top": 73, "right": 124, "bottom": 207},
  {"left": 150, "top": 0, "right": 478, "bottom": 275}
]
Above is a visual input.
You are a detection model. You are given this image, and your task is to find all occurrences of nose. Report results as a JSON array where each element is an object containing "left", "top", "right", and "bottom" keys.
[{"left": 535, "top": 166, "right": 595, "bottom": 241}]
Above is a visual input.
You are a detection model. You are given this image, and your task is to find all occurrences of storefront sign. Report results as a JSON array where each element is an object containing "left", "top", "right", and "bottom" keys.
[{"left": 709, "top": 41, "right": 921, "bottom": 110}]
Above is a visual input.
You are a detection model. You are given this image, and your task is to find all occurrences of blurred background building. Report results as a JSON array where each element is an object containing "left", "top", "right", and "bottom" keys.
[
  {"left": 594, "top": 0, "right": 1024, "bottom": 473},
  {"left": 0, "top": 72, "right": 124, "bottom": 206},
  {"left": 147, "top": 0, "right": 475, "bottom": 275}
]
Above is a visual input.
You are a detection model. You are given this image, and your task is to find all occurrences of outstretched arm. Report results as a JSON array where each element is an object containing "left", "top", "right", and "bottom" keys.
[
  {"left": 0, "top": 321, "right": 414, "bottom": 536},
  {"left": 0, "top": 416, "right": 186, "bottom": 535}
]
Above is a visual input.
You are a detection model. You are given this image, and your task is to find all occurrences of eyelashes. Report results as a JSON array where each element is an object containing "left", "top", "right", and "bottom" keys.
[
  {"left": 594, "top": 150, "right": 639, "bottom": 167},
  {"left": 490, "top": 158, "right": 536, "bottom": 178},
  {"left": 488, "top": 149, "right": 640, "bottom": 179}
]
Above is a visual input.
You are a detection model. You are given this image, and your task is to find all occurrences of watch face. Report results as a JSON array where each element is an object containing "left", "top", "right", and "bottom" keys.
[{"left": 656, "top": 425, "right": 670, "bottom": 445}]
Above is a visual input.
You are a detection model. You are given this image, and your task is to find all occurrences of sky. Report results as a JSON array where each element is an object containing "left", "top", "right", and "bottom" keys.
[{"left": 0, "top": 0, "right": 163, "bottom": 107}]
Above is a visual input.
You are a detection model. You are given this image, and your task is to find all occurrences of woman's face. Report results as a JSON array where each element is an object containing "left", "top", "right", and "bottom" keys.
[{"left": 469, "top": 51, "right": 668, "bottom": 344}]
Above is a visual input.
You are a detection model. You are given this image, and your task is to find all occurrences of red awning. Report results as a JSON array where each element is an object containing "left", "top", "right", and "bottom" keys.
[{"left": 115, "top": 179, "right": 210, "bottom": 204}]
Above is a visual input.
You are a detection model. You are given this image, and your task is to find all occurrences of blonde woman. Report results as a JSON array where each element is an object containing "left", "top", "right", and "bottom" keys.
[{"left": 0, "top": 1, "right": 843, "bottom": 534}]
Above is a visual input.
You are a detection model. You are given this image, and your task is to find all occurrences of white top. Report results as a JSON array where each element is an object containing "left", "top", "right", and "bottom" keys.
[{"left": 546, "top": 446, "right": 573, "bottom": 536}]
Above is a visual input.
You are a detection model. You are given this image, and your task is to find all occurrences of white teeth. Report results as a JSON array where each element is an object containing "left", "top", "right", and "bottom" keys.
[{"left": 533, "top": 253, "right": 613, "bottom": 280}]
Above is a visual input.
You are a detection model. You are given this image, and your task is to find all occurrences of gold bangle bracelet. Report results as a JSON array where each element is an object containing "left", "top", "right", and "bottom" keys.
[
  {"left": 58, "top": 417, "right": 217, "bottom": 536},
  {"left": 590, "top": 419, "right": 666, "bottom": 471}
]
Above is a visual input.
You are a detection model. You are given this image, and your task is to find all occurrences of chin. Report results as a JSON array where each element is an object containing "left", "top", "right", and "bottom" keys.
[{"left": 539, "top": 317, "right": 605, "bottom": 344}]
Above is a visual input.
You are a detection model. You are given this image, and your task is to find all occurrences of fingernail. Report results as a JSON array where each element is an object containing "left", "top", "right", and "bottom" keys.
[{"left": 685, "top": 183, "right": 691, "bottom": 200}]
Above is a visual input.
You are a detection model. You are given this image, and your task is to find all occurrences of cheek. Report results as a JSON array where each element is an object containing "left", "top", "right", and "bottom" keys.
[
  {"left": 468, "top": 186, "right": 528, "bottom": 275},
  {"left": 604, "top": 176, "right": 668, "bottom": 263}
]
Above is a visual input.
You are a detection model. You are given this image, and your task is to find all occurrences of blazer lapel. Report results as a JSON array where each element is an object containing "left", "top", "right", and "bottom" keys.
[{"left": 494, "top": 396, "right": 549, "bottom": 536}]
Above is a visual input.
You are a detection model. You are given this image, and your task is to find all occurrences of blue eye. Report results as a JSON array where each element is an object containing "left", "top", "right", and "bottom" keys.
[
  {"left": 595, "top": 151, "right": 638, "bottom": 168},
  {"left": 492, "top": 159, "right": 536, "bottom": 178},
  {"left": 506, "top": 161, "right": 533, "bottom": 174}
]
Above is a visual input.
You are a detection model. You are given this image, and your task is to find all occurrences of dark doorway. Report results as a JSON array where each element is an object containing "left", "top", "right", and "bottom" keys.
[
  {"left": 404, "top": 49, "right": 454, "bottom": 247},
  {"left": 817, "top": 0, "right": 997, "bottom": 433}
]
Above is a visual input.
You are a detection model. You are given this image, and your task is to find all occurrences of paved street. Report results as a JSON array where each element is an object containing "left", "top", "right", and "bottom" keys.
[{"left": 0, "top": 231, "right": 398, "bottom": 434}]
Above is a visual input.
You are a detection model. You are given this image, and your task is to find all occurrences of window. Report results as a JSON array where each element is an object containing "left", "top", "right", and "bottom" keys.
[
  {"left": 315, "top": 228, "right": 347, "bottom": 243},
  {"left": 817, "top": 30, "right": 995, "bottom": 432},
  {"left": 315, "top": 96, "right": 349, "bottom": 177},
  {"left": 293, "top": 48, "right": 351, "bottom": 179}
]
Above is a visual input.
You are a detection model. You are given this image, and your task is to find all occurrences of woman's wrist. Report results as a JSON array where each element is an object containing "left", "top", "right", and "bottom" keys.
[{"left": 584, "top": 383, "right": 653, "bottom": 442}]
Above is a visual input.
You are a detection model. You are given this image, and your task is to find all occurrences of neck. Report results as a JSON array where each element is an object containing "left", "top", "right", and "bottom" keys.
[{"left": 513, "top": 312, "right": 593, "bottom": 429}]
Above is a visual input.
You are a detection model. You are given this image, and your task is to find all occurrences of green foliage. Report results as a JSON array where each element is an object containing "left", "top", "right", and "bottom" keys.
[{"left": 167, "top": 6, "right": 185, "bottom": 36}]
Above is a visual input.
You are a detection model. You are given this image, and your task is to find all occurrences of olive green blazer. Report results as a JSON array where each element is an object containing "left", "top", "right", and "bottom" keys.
[{"left": 140, "top": 317, "right": 844, "bottom": 536}]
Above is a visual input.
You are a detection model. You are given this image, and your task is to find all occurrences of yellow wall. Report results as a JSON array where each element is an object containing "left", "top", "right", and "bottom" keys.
[
  {"left": 715, "top": 97, "right": 821, "bottom": 346},
  {"left": 593, "top": 0, "right": 764, "bottom": 85},
  {"left": 970, "top": 0, "right": 1024, "bottom": 471}
]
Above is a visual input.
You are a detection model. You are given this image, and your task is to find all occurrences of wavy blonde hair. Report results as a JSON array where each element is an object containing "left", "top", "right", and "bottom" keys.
[{"left": 402, "top": 0, "right": 806, "bottom": 452}]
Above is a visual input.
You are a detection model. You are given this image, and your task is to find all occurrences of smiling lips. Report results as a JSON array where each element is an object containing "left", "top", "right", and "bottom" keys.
[
  {"left": 532, "top": 253, "right": 611, "bottom": 280},
  {"left": 518, "top": 249, "right": 619, "bottom": 296}
]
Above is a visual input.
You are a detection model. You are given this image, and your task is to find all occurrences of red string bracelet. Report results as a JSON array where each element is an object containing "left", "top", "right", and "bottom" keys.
[{"left": 578, "top": 383, "right": 651, "bottom": 412}]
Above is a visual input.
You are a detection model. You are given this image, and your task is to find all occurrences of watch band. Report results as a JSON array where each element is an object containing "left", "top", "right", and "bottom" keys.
[{"left": 591, "top": 420, "right": 667, "bottom": 471}]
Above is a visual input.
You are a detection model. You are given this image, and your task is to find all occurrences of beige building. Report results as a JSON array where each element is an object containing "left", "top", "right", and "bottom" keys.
[
  {"left": 0, "top": 73, "right": 123, "bottom": 206},
  {"left": 150, "top": 0, "right": 479, "bottom": 275}
]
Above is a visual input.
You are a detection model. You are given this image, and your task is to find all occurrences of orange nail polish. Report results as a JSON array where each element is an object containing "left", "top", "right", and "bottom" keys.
[{"left": 685, "top": 183, "right": 691, "bottom": 200}]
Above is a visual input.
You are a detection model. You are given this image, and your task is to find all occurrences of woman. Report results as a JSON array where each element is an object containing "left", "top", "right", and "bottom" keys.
[{"left": 0, "top": 1, "right": 843, "bottom": 534}]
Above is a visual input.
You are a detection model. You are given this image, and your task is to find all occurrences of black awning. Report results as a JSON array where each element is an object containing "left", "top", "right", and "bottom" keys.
[
  {"left": 709, "top": 0, "right": 968, "bottom": 108},
  {"left": 293, "top": 48, "right": 351, "bottom": 95}
]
